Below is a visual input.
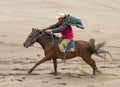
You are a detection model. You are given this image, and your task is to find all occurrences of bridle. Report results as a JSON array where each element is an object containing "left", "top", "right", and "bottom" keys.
[{"left": 30, "top": 30, "right": 55, "bottom": 44}]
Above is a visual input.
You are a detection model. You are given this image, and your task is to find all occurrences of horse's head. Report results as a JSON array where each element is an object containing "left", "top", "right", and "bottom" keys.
[
  {"left": 23, "top": 28, "right": 41, "bottom": 48},
  {"left": 23, "top": 28, "right": 59, "bottom": 48}
]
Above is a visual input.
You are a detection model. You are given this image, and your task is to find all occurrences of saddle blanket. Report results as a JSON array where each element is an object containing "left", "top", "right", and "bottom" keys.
[{"left": 66, "top": 41, "right": 75, "bottom": 52}]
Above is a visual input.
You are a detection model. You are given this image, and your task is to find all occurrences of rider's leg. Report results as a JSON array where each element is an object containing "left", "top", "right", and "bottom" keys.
[{"left": 59, "top": 39, "right": 71, "bottom": 62}]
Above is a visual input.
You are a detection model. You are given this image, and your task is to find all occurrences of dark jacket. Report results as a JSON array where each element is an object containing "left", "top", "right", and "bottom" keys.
[
  {"left": 46, "top": 22, "right": 70, "bottom": 33},
  {"left": 46, "top": 22, "right": 74, "bottom": 39}
]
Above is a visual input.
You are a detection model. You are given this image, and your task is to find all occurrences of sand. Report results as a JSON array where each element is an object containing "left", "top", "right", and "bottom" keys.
[{"left": 0, "top": 0, "right": 120, "bottom": 87}]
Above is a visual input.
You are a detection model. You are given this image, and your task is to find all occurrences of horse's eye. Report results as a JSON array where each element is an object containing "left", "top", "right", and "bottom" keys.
[{"left": 29, "top": 35, "right": 32, "bottom": 37}]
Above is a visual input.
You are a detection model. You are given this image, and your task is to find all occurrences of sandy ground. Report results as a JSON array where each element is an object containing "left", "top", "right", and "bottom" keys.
[{"left": 0, "top": 0, "right": 120, "bottom": 87}]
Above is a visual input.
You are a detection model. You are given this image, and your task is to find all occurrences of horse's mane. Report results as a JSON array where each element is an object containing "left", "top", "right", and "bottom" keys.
[{"left": 34, "top": 28, "right": 60, "bottom": 40}]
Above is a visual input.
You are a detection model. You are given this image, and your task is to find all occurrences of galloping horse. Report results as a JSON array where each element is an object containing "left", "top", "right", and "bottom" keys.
[{"left": 23, "top": 28, "right": 112, "bottom": 76}]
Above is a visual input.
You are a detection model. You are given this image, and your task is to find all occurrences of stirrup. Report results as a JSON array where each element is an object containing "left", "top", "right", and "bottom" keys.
[
  {"left": 59, "top": 52, "right": 67, "bottom": 62},
  {"left": 62, "top": 58, "right": 66, "bottom": 62}
]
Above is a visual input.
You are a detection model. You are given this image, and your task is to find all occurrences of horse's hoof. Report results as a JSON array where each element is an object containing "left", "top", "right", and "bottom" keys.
[
  {"left": 54, "top": 73, "right": 57, "bottom": 75},
  {"left": 97, "top": 70, "right": 102, "bottom": 74},
  {"left": 49, "top": 72, "right": 57, "bottom": 75},
  {"left": 28, "top": 70, "right": 32, "bottom": 74}
]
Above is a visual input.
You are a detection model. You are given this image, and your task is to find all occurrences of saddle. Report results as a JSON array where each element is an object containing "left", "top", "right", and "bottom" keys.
[
  {"left": 44, "top": 32, "right": 75, "bottom": 52},
  {"left": 58, "top": 38, "right": 75, "bottom": 52}
]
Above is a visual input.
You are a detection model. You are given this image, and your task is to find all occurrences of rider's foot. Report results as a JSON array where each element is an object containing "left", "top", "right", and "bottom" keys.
[{"left": 59, "top": 52, "right": 67, "bottom": 62}]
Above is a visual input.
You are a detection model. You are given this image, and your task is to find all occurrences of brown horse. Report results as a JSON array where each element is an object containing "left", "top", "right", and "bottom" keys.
[{"left": 23, "top": 28, "right": 112, "bottom": 76}]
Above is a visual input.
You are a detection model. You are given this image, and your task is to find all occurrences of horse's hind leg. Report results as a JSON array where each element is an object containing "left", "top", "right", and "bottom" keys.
[
  {"left": 28, "top": 56, "right": 50, "bottom": 74},
  {"left": 82, "top": 56, "right": 98, "bottom": 76}
]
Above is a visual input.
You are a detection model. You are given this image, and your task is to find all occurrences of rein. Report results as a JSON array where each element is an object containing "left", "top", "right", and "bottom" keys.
[{"left": 31, "top": 30, "right": 55, "bottom": 44}]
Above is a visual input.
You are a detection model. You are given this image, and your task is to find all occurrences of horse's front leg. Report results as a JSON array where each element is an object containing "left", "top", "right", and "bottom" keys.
[
  {"left": 28, "top": 56, "right": 50, "bottom": 74},
  {"left": 52, "top": 58, "right": 57, "bottom": 75}
]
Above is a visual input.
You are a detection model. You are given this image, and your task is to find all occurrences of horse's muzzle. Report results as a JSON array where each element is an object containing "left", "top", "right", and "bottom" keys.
[{"left": 23, "top": 42, "right": 30, "bottom": 48}]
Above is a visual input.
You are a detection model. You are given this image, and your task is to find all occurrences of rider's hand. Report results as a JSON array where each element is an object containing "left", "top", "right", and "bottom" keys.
[
  {"left": 41, "top": 27, "right": 46, "bottom": 30},
  {"left": 45, "top": 29, "right": 52, "bottom": 33}
]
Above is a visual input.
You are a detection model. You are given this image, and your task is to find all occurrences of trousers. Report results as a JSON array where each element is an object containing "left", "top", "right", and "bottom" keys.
[{"left": 58, "top": 39, "right": 72, "bottom": 52}]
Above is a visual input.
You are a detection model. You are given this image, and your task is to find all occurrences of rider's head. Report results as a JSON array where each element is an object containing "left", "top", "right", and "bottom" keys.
[{"left": 56, "top": 13, "right": 66, "bottom": 22}]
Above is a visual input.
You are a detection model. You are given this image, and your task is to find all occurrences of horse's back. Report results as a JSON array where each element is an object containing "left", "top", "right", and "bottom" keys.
[
  {"left": 74, "top": 40, "right": 92, "bottom": 55},
  {"left": 74, "top": 40, "right": 90, "bottom": 47}
]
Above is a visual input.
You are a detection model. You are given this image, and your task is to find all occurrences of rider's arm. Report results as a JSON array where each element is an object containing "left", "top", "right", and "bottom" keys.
[
  {"left": 52, "top": 23, "right": 68, "bottom": 33},
  {"left": 45, "top": 23, "right": 58, "bottom": 29}
]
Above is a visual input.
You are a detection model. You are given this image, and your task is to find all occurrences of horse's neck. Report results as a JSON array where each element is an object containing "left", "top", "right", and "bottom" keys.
[{"left": 37, "top": 37, "right": 58, "bottom": 49}]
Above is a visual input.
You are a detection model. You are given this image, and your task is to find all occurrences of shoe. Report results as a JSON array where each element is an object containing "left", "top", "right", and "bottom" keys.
[{"left": 59, "top": 52, "right": 66, "bottom": 62}]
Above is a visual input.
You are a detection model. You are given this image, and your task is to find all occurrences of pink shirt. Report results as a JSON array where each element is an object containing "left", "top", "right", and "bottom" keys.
[{"left": 61, "top": 26, "right": 74, "bottom": 39}]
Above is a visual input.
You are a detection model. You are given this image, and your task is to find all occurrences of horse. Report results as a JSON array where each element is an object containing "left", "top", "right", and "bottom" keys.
[{"left": 23, "top": 28, "right": 112, "bottom": 76}]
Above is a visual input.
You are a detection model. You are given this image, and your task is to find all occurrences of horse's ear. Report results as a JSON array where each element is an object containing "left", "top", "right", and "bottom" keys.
[
  {"left": 32, "top": 28, "right": 35, "bottom": 31},
  {"left": 36, "top": 28, "right": 40, "bottom": 32},
  {"left": 36, "top": 28, "right": 39, "bottom": 30}
]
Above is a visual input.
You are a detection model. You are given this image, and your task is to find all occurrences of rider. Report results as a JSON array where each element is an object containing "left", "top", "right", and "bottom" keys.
[{"left": 44, "top": 13, "right": 85, "bottom": 62}]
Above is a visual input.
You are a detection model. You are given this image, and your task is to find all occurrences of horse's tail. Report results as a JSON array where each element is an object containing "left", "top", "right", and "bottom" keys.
[{"left": 89, "top": 39, "right": 113, "bottom": 60}]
